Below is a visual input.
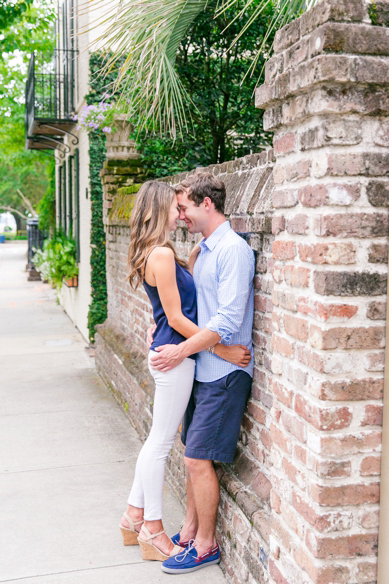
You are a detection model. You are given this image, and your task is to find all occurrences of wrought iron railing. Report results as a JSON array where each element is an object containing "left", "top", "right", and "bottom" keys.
[{"left": 25, "top": 49, "right": 77, "bottom": 139}]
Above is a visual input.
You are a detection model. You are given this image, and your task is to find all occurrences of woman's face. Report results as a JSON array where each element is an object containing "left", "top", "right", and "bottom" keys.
[{"left": 168, "top": 194, "right": 180, "bottom": 231}]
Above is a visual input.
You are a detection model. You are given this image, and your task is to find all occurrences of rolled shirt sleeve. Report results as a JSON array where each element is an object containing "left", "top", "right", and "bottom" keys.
[{"left": 205, "top": 244, "right": 254, "bottom": 343}]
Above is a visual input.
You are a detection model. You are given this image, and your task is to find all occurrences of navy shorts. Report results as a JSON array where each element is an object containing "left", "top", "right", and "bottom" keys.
[{"left": 181, "top": 370, "right": 252, "bottom": 463}]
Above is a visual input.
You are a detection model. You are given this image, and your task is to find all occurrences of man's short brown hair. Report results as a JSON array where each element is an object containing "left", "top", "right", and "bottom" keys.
[{"left": 175, "top": 172, "right": 226, "bottom": 214}]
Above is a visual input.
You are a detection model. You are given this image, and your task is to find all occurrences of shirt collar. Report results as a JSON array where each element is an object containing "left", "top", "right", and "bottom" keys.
[{"left": 201, "top": 221, "right": 231, "bottom": 252}]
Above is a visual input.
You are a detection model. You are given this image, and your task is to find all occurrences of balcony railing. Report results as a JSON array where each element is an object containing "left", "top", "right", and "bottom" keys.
[{"left": 25, "top": 49, "right": 77, "bottom": 151}]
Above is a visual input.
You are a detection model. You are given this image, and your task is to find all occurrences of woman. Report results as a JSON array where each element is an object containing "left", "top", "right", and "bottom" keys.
[{"left": 119, "top": 181, "right": 250, "bottom": 561}]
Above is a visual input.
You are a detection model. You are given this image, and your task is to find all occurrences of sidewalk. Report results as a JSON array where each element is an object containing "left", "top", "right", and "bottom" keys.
[{"left": 0, "top": 242, "right": 226, "bottom": 584}]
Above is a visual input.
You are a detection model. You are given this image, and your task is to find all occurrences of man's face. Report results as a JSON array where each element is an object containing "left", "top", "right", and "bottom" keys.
[{"left": 177, "top": 189, "right": 207, "bottom": 234}]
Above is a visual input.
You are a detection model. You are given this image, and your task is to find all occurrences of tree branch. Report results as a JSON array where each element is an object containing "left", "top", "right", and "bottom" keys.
[
  {"left": 17, "top": 189, "right": 37, "bottom": 217},
  {"left": 0, "top": 206, "right": 27, "bottom": 219}
]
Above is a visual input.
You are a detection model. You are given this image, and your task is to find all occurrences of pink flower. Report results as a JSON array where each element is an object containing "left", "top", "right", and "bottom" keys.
[{"left": 102, "top": 126, "right": 112, "bottom": 133}]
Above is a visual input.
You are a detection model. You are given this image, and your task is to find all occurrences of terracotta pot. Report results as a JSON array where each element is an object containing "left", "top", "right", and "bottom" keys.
[
  {"left": 64, "top": 276, "right": 78, "bottom": 288},
  {"left": 105, "top": 114, "right": 139, "bottom": 160}
]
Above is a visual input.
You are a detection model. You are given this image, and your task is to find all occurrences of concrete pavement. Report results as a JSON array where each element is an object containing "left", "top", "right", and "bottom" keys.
[{"left": 0, "top": 242, "right": 226, "bottom": 584}]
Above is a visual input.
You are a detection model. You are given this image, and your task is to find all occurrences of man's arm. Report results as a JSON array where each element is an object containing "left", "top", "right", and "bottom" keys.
[{"left": 151, "top": 243, "right": 254, "bottom": 372}]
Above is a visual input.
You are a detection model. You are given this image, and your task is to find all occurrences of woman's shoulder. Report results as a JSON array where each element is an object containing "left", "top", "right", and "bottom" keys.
[{"left": 147, "top": 246, "right": 175, "bottom": 266}]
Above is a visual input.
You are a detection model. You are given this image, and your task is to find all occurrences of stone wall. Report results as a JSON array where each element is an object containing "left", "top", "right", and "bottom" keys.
[{"left": 95, "top": 1, "right": 389, "bottom": 583}]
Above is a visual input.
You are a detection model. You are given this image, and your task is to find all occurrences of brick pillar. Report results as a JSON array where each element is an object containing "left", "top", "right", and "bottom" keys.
[{"left": 256, "top": 1, "right": 388, "bottom": 583}]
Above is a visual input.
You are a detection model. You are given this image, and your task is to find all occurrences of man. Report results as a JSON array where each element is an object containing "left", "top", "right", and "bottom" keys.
[{"left": 150, "top": 172, "right": 254, "bottom": 574}]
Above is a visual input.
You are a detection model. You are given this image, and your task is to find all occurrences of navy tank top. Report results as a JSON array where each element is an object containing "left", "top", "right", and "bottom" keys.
[{"left": 144, "top": 262, "right": 197, "bottom": 360}]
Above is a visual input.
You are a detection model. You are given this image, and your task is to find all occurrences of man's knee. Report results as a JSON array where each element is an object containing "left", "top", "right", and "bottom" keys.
[{"left": 184, "top": 456, "right": 212, "bottom": 476}]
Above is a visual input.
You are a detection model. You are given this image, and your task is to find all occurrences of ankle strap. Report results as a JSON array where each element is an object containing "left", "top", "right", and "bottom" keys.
[
  {"left": 140, "top": 525, "right": 165, "bottom": 540},
  {"left": 124, "top": 512, "right": 143, "bottom": 528}
]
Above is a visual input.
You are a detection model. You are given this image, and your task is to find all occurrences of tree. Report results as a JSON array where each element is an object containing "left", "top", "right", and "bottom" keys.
[
  {"left": 0, "top": 0, "right": 55, "bottom": 226},
  {"left": 89, "top": 0, "right": 319, "bottom": 137}
]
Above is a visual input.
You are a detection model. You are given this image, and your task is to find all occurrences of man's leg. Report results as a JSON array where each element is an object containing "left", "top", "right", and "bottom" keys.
[
  {"left": 180, "top": 474, "right": 198, "bottom": 542},
  {"left": 184, "top": 457, "right": 219, "bottom": 556}
]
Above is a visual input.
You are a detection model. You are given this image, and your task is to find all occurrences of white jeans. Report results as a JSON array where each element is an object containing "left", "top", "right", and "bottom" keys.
[{"left": 127, "top": 351, "right": 195, "bottom": 520}]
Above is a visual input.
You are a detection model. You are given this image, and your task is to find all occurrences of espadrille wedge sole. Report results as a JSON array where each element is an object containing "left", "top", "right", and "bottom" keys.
[
  {"left": 119, "top": 512, "right": 143, "bottom": 546},
  {"left": 138, "top": 526, "right": 182, "bottom": 561}
]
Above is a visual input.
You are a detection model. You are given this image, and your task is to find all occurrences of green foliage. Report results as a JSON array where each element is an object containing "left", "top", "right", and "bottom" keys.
[
  {"left": 38, "top": 158, "right": 56, "bottom": 232},
  {"left": 33, "top": 231, "right": 78, "bottom": 289},
  {"left": 0, "top": 0, "right": 55, "bottom": 223},
  {"left": 0, "top": 0, "right": 33, "bottom": 32},
  {"left": 91, "top": 0, "right": 318, "bottom": 137},
  {"left": 133, "top": 1, "right": 275, "bottom": 175},
  {"left": 86, "top": 53, "right": 119, "bottom": 342}
]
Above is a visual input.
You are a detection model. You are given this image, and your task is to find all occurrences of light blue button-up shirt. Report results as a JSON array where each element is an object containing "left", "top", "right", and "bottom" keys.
[{"left": 193, "top": 221, "right": 255, "bottom": 382}]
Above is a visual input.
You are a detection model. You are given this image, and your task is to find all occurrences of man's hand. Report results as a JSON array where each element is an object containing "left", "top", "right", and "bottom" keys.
[
  {"left": 150, "top": 344, "right": 186, "bottom": 372},
  {"left": 147, "top": 324, "right": 156, "bottom": 348},
  {"left": 216, "top": 344, "right": 251, "bottom": 367}
]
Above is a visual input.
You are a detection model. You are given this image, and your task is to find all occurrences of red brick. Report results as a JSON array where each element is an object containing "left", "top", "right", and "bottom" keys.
[
  {"left": 271, "top": 379, "right": 294, "bottom": 408},
  {"left": 282, "top": 458, "right": 306, "bottom": 490},
  {"left": 293, "top": 491, "right": 352, "bottom": 532},
  {"left": 297, "top": 344, "right": 324, "bottom": 373},
  {"left": 360, "top": 508, "right": 380, "bottom": 530},
  {"left": 269, "top": 559, "right": 290, "bottom": 584},
  {"left": 319, "top": 431, "right": 382, "bottom": 457},
  {"left": 311, "top": 482, "right": 380, "bottom": 506},
  {"left": 298, "top": 184, "right": 327, "bottom": 207},
  {"left": 293, "top": 546, "right": 317, "bottom": 582},
  {"left": 367, "top": 301, "right": 386, "bottom": 320},
  {"left": 274, "top": 131, "right": 296, "bottom": 155},
  {"left": 284, "top": 159, "right": 312, "bottom": 181},
  {"left": 272, "top": 334, "right": 295, "bottom": 358},
  {"left": 286, "top": 214, "right": 309, "bottom": 235},
  {"left": 294, "top": 443, "right": 307, "bottom": 465},
  {"left": 297, "top": 297, "right": 358, "bottom": 321},
  {"left": 272, "top": 241, "right": 296, "bottom": 260},
  {"left": 362, "top": 404, "right": 383, "bottom": 427},
  {"left": 261, "top": 428, "right": 272, "bottom": 452},
  {"left": 284, "top": 314, "right": 309, "bottom": 341},
  {"left": 318, "top": 378, "right": 384, "bottom": 401},
  {"left": 295, "top": 394, "right": 352, "bottom": 431},
  {"left": 281, "top": 409, "right": 307, "bottom": 443},
  {"left": 247, "top": 401, "right": 267, "bottom": 425},
  {"left": 284, "top": 265, "right": 310, "bottom": 288},
  {"left": 299, "top": 242, "right": 356, "bottom": 265},
  {"left": 364, "top": 351, "right": 385, "bottom": 372},
  {"left": 273, "top": 188, "right": 298, "bottom": 208},
  {"left": 356, "top": 562, "right": 377, "bottom": 583},
  {"left": 270, "top": 423, "right": 291, "bottom": 454},
  {"left": 271, "top": 489, "right": 281, "bottom": 513},
  {"left": 315, "top": 459, "right": 351, "bottom": 479},
  {"left": 309, "top": 324, "right": 385, "bottom": 350},
  {"left": 314, "top": 212, "right": 389, "bottom": 238},
  {"left": 271, "top": 516, "right": 292, "bottom": 552},
  {"left": 306, "top": 530, "right": 378, "bottom": 559},
  {"left": 368, "top": 243, "right": 389, "bottom": 264},
  {"left": 360, "top": 456, "right": 381, "bottom": 477},
  {"left": 272, "top": 215, "right": 285, "bottom": 235},
  {"left": 272, "top": 289, "right": 297, "bottom": 312}
]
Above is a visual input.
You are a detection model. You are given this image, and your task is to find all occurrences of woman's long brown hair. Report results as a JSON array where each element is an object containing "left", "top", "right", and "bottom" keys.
[{"left": 127, "top": 181, "right": 187, "bottom": 289}]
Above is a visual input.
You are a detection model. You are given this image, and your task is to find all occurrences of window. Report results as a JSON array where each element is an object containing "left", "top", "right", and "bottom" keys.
[{"left": 74, "top": 148, "right": 80, "bottom": 261}]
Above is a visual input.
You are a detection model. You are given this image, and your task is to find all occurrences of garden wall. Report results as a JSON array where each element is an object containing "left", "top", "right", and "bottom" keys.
[{"left": 95, "top": 1, "right": 389, "bottom": 583}]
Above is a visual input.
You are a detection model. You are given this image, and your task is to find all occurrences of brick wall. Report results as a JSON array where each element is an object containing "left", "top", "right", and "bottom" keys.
[
  {"left": 256, "top": 1, "right": 388, "bottom": 582},
  {"left": 95, "top": 1, "right": 389, "bottom": 583}
]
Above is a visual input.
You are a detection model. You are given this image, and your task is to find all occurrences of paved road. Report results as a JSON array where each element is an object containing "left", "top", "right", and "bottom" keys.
[{"left": 0, "top": 242, "right": 226, "bottom": 584}]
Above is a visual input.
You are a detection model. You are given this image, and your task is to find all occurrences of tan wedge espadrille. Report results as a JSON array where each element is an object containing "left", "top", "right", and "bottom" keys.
[
  {"left": 119, "top": 512, "right": 144, "bottom": 546},
  {"left": 138, "top": 525, "right": 182, "bottom": 561}
]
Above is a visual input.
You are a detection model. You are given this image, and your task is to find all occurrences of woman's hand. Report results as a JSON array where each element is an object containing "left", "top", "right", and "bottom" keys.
[
  {"left": 188, "top": 243, "right": 201, "bottom": 273},
  {"left": 214, "top": 344, "right": 251, "bottom": 367}
]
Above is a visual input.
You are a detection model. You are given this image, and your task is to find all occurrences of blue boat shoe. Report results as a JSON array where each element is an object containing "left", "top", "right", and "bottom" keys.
[
  {"left": 170, "top": 532, "right": 190, "bottom": 548},
  {"left": 161, "top": 541, "right": 221, "bottom": 574}
]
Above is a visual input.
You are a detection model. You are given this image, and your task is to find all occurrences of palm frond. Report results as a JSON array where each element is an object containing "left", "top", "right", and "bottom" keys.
[
  {"left": 84, "top": 0, "right": 320, "bottom": 138},
  {"left": 85, "top": 0, "right": 210, "bottom": 138}
]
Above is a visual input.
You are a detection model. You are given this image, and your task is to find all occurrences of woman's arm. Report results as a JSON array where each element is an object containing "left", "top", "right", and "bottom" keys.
[{"left": 150, "top": 248, "right": 250, "bottom": 367}]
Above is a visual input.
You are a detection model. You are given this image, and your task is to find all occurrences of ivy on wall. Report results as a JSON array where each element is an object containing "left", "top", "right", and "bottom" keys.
[{"left": 86, "top": 53, "right": 110, "bottom": 342}]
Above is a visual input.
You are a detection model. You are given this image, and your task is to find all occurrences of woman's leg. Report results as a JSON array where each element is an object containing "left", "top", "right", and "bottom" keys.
[{"left": 127, "top": 354, "right": 195, "bottom": 552}]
